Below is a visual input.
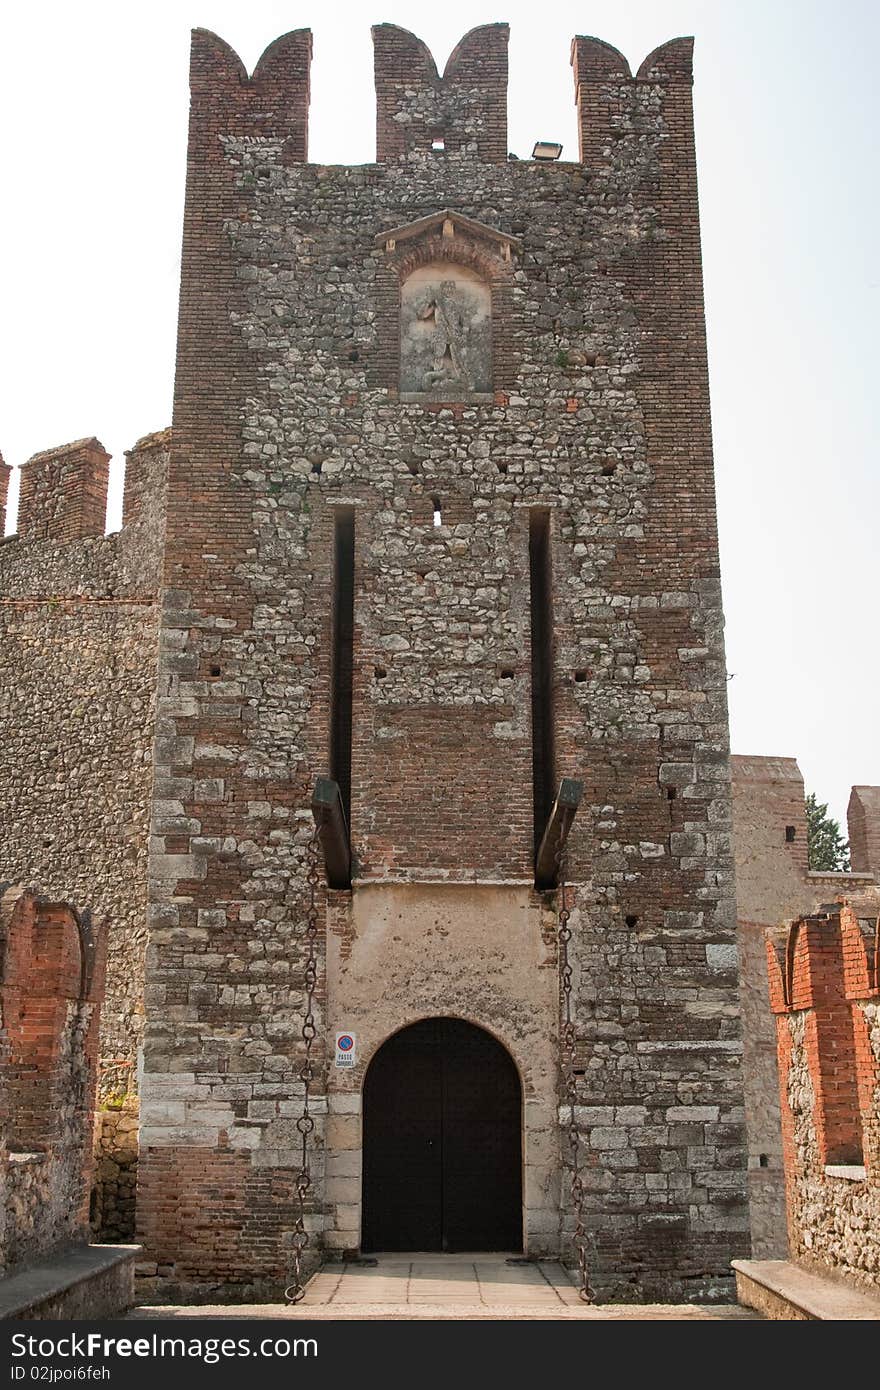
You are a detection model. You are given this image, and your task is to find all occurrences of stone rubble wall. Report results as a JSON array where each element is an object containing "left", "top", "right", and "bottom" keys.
[
  {"left": 91, "top": 1101, "right": 139, "bottom": 1243},
  {"left": 0, "top": 432, "right": 169, "bottom": 1097}
]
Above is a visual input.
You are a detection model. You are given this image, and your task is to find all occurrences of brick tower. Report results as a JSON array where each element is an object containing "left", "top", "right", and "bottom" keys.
[{"left": 138, "top": 23, "right": 748, "bottom": 1301}]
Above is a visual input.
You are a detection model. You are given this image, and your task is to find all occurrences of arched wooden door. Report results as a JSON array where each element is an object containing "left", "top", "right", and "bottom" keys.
[{"left": 361, "top": 1017, "right": 523, "bottom": 1252}]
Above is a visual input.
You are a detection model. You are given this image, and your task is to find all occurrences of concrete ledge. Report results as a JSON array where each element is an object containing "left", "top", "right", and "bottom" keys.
[
  {"left": 733, "top": 1259, "right": 880, "bottom": 1321},
  {"left": 0, "top": 1244, "right": 141, "bottom": 1321}
]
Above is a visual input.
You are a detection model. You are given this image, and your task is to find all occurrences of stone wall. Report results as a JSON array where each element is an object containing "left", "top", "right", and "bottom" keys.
[
  {"left": 0, "top": 431, "right": 169, "bottom": 1097},
  {"left": 849, "top": 786, "right": 880, "bottom": 876},
  {"left": 91, "top": 1101, "right": 139, "bottom": 1243},
  {"left": 138, "top": 22, "right": 748, "bottom": 1303},
  {"left": 0, "top": 886, "right": 106, "bottom": 1275},
  {"left": 730, "top": 754, "right": 880, "bottom": 1258},
  {"left": 767, "top": 904, "right": 880, "bottom": 1291}
]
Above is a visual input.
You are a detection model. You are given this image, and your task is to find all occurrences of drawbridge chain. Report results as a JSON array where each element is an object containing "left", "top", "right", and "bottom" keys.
[
  {"left": 284, "top": 824, "right": 321, "bottom": 1304},
  {"left": 556, "top": 852, "right": 595, "bottom": 1304}
]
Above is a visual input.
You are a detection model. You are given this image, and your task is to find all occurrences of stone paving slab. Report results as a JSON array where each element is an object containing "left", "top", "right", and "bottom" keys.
[
  {"left": 131, "top": 1303, "right": 756, "bottom": 1320},
  {"left": 130, "top": 1253, "right": 757, "bottom": 1320}
]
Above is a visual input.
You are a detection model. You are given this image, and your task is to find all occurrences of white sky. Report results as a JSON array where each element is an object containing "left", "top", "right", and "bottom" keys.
[{"left": 1, "top": 0, "right": 877, "bottom": 832}]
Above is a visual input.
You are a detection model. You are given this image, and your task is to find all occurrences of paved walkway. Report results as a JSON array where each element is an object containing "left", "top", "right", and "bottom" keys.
[{"left": 132, "top": 1253, "right": 756, "bottom": 1320}]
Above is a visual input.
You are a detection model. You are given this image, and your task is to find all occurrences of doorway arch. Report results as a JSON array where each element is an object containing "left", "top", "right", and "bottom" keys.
[{"left": 361, "top": 1017, "right": 523, "bottom": 1252}]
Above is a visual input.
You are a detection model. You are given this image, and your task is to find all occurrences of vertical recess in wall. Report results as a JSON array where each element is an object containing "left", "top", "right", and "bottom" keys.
[
  {"left": 529, "top": 508, "right": 556, "bottom": 859},
  {"left": 331, "top": 507, "right": 355, "bottom": 827}
]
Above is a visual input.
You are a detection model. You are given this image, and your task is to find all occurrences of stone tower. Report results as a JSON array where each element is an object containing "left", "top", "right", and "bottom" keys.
[{"left": 137, "top": 23, "right": 749, "bottom": 1301}]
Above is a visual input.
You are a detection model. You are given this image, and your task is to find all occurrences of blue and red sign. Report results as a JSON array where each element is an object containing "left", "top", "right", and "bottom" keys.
[{"left": 334, "top": 1030, "right": 357, "bottom": 1068}]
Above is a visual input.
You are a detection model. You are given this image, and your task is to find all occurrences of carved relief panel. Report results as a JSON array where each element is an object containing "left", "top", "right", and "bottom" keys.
[
  {"left": 400, "top": 264, "right": 492, "bottom": 400},
  {"left": 371, "top": 210, "right": 520, "bottom": 400}
]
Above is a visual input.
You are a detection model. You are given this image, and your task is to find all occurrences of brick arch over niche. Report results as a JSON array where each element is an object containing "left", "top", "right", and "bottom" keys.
[{"left": 369, "top": 210, "right": 521, "bottom": 400}]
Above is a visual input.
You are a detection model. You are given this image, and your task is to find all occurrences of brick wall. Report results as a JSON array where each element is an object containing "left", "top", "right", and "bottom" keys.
[
  {"left": 0, "top": 886, "right": 106, "bottom": 1275},
  {"left": 767, "top": 904, "right": 880, "bottom": 1291},
  {"left": 0, "top": 453, "right": 10, "bottom": 533}
]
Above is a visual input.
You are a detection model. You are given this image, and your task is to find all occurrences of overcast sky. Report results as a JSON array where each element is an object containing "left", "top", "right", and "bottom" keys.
[{"left": 1, "top": 0, "right": 877, "bottom": 832}]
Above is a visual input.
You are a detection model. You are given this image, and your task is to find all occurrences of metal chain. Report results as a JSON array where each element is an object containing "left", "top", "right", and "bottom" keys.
[
  {"left": 557, "top": 851, "right": 595, "bottom": 1304},
  {"left": 284, "top": 824, "right": 321, "bottom": 1304}
]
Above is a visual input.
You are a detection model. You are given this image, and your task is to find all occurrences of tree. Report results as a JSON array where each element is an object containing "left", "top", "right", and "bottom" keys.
[{"left": 805, "top": 793, "right": 850, "bottom": 871}]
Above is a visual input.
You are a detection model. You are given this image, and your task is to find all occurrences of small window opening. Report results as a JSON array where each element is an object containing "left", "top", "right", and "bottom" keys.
[
  {"left": 210, "top": 665, "right": 221, "bottom": 677},
  {"left": 601, "top": 461, "right": 617, "bottom": 476},
  {"left": 625, "top": 914, "right": 639, "bottom": 929},
  {"left": 574, "top": 669, "right": 588, "bottom": 683},
  {"left": 497, "top": 462, "right": 509, "bottom": 475},
  {"left": 785, "top": 825, "right": 796, "bottom": 843},
  {"left": 431, "top": 136, "right": 446, "bottom": 152},
  {"left": 500, "top": 668, "right": 514, "bottom": 680},
  {"left": 431, "top": 496, "right": 442, "bottom": 527},
  {"left": 374, "top": 666, "right": 387, "bottom": 681},
  {"left": 667, "top": 787, "right": 677, "bottom": 802},
  {"left": 758, "top": 1154, "right": 769, "bottom": 1168},
  {"left": 311, "top": 459, "right": 323, "bottom": 475}
]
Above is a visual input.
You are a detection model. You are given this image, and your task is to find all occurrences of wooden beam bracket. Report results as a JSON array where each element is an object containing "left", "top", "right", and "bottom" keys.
[
  {"left": 535, "top": 777, "right": 584, "bottom": 890},
  {"left": 312, "top": 777, "right": 351, "bottom": 890}
]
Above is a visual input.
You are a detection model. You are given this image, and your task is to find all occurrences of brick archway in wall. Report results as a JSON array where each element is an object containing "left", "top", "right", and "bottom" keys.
[{"left": 361, "top": 1017, "right": 523, "bottom": 1253}]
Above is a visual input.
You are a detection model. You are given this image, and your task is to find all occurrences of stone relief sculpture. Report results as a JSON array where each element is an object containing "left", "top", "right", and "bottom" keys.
[{"left": 400, "top": 264, "right": 492, "bottom": 397}]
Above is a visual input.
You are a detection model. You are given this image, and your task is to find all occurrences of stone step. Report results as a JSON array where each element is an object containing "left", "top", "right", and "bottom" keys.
[
  {"left": 130, "top": 1301, "right": 756, "bottom": 1321},
  {"left": 733, "top": 1259, "right": 880, "bottom": 1320},
  {"left": 0, "top": 1243, "right": 141, "bottom": 1321}
]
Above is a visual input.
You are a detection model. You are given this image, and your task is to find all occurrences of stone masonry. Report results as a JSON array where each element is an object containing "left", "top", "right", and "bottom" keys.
[
  {"left": 730, "top": 755, "right": 880, "bottom": 1259},
  {"left": 133, "top": 23, "right": 749, "bottom": 1303},
  {"left": 0, "top": 431, "right": 169, "bottom": 1100},
  {"left": 767, "top": 903, "right": 880, "bottom": 1291}
]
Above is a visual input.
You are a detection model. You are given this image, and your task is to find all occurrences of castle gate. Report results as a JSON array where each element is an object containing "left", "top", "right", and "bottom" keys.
[{"left": 361, "top": 1018, "right": 522, "bottom": 1252}]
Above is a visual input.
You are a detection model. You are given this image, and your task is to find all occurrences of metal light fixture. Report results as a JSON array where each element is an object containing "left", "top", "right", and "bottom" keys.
[{"left": 532, "top": 140, "right": 563, "bottom": 161}]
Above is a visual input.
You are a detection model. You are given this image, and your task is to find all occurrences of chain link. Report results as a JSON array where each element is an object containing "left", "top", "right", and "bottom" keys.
[
  {"left": 284, "top": 824, "right": 321, "bottom": 1304},
  {"left": 557, "top": 850, "right": 595, "bottom": 1304}
]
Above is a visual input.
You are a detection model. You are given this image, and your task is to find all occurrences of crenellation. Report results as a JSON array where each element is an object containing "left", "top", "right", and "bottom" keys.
[
  {"left": 16, "top": 437, "right": 110, "bottom": 545},
  {"left": 848, "top": 785, "right": 880, "bottom": 876},
  {"left": 0, "top": 452, "right": 10, "bottom": 533},
  {"left": 373, "top": 24, "right": 509, "bottom": 165}
]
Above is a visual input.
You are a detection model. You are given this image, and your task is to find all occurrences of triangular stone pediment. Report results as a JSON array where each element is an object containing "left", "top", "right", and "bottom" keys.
[{"left": 374, "top": 209, "right": 520, "bottom": 260}]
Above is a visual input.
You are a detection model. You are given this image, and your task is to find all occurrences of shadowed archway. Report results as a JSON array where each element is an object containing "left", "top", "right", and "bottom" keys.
[{"left": 361, "top": 1017, "right": 523, "bottom": 1252}]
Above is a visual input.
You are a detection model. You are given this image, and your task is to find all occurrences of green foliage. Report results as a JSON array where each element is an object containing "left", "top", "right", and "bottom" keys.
[
  {"left": 805, "top": 792, "right": 850, "bottom": 872},
  {"left": 554, "top": 349, "right": 570, "bottom": 368}
]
